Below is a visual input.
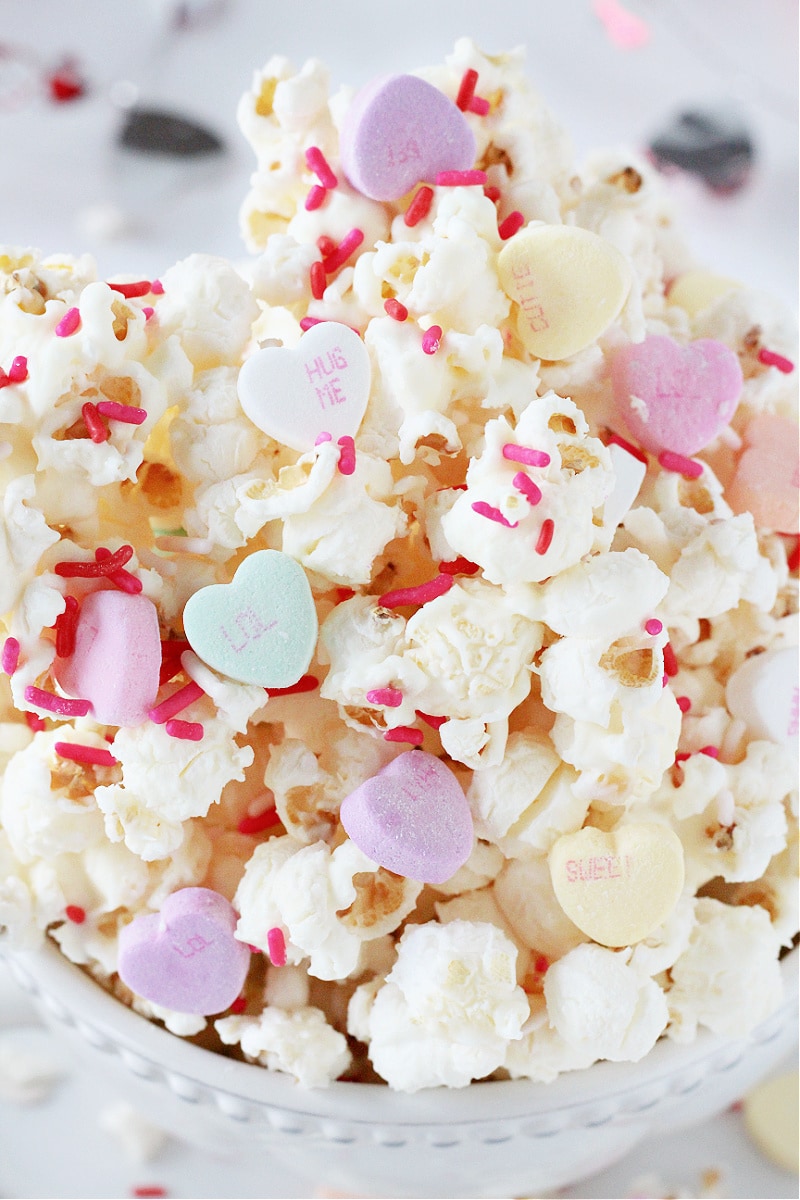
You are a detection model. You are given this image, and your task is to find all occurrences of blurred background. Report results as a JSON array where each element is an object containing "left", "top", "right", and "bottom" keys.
[{"left": 0, "top": 1, "right": 797, "bottom": 1197}]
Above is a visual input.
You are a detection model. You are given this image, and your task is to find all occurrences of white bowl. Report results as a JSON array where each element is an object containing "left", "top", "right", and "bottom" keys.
[{"left": 2, "top": 940, "right": 797, "bottom": 1199}]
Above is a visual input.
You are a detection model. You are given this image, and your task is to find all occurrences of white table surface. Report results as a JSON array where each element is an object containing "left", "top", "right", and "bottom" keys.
[{"left": 0, "top": 2, "right": 797, "bottom": 1197}]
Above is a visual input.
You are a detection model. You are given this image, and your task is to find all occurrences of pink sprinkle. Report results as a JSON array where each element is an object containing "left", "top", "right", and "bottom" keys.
[
  {"left": 483, "top": 185, "right": 501, "bottom": 204},
  {"left": 299, "top": 315, "right": 361, "bottom": 336},
  {"left": 81, "top": 401, "right": 109, "bottom": 444},
  {"left": 24, "top": 687, "right": 91, "bottom": 717},
  {"left": 416, "top": 710, "right": 446, "bottom": 730},
  {"left": 662, "top": 673, "right": 669, "bottom": 688},
  {"left": 237, "top": 807, "right": 282, "bottom": 835},
  {"left": 322, "top": 228, "right": 364, "bottom": 274},
  {"left": 435, "top": 169, "right": 487, "bottom": 187},
  {"left": 758, "top": 347, "right": 794, "bottom": 373},
  {"left": 471, "top": 501, "right": 518, "bottom": 529},
  {"left": 165, "top": 719, "right": 204, "bottom": 741},
  {"left": 498, "top": 211, "right": 525, "bottom": 240},
  {"left": 53, "top": 595, "right": 78, "bottom": 656},
  {"left": 96, "top": 400, "right": 147, "bottom": 425},
  {"left": 266, "top": 674, "right": 319, "bottom": 697},
  {"left": 315, "top": 431, "right": 332, "bottom": 445},
  {"left": 94, "top": 547, "right": 142, "bottom": 594},
  {"left": 55, "top": 307, "right": 81, "bottom": 337},
  {"left": 658, "top": 450, "right": 703, "bottom": 479},
  {"left": 1, "top": 637, "right": 20, "bottom": 675},
  {"left": 366, "top": 687, "right": 403, "bottom": 707},
  {"left": 25, "top": 711, "right": 46, "bottom": 732},
  {"left": 512, "top": 472, "right": 542, "bottom": 505},
  {"left": 421, "top": 325, "right": 443, "bottom": 355},
  {"left": 54, "top": 742, "right": 118, "bottom": 767},
  {"left": 644, "top": 618, "right": 663, "bottom": 636},
  {"left": 55, "top": 544, "right": 133, "bottom": 578},
  {"left": 148, "top": 681, "right": 204, "bottom": 724},
  {"left": 676, "top": 695, "right": 692, "bottom": 713},
  {"left": 229, "top": 996, "right": 247, "bottom": 1015},
  {"left": 404, "top": 185, "right": 434, "bottom": 227},
  {"left": 305, "top": 146, "right": 338, "bottom": 189},
  {"left": 266, "top": 926, "right": 287, "bottom": 967},
  {"left": 150, "top": 279, "right": 164, "bottom": 295},
  {"left": 305, "top": 183, "right": 327, "bottom": 211},
  {"left": 535, "top": 518, "right": 555, "bottom": 555},
  {"left": 467, "top": 95, "right": 490, "bottom": 116},
  {"left": 142, "top": 306, "right": 154, "bottom": 321},
  {"left": 699, "top": 745, "right": 719, "bottom": 758},
  {"left": 502, "top": 443, "right": 551, "bottom": 468},
  {"left": 592, "top": 0, "right": 651, "bottom": 49},
  {"left": 383, "top": 726, "right": 423, "bottom": 745},
  {"left": 0, "top": 369, "right": 8, "bottom": 389},
  {"left": 8, "top": 355, "right": 28, "bottom": 382},
  {"left": 317, "top": 234, "right": 336, "bottom": 257},
  {"left": 379, "top": 573, "right": 453, "bottom": 608},
  {"left": 607, "top": 431, "right": 649, "bottom": 465},
  {"left": 337, "top": 435, "right": 356, "bottom": 475},
  {"left": 65, "top": 905, "right": 86, "bottom": 924},
  {"left": 438, "top": 556, "right": 480, "bottom": 576},
  {"left": 310, "top": 259, "right": 327, "bottom": 300},
  {"left": 455, "top": 68, "right": 478, "bottom": 111},
  {"left": 663, "top": 642, "right": 679, "bottom": 676},
  {"left": 384, "top": 298, "right": 408, "bottom": 321},
  {"left": 107, "top": 280, "right": 151, "bottom": 299}
]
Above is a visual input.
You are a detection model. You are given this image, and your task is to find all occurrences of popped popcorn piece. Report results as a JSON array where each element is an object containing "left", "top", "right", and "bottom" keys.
[
  {"left": 216, "top": 1004, "right": 351, "bottom": 1087},
  {"left": 97, "top": 1100, "right": 170, "bottom": 1163},
  {"left": 156, "top": 255, "right": 259, "bottom": 370}
]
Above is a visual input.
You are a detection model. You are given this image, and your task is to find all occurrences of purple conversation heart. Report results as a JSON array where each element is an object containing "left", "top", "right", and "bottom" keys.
[
  {"left": 339, "top": 74, "right": 476, "bottom": 202},
  {"left": 340, "top": 750, "right": 474, "bottom": 884},
  {"left": 118, "top": 887, "right": 250, "bottom": 1015}
]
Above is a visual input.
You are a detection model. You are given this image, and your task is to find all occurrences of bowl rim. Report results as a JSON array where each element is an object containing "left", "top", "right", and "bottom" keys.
[{"left": 3, "top": 937, "right": 797, "bottom": 1128}]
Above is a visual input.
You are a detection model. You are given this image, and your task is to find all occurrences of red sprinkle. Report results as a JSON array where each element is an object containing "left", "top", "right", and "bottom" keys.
[
  {"left": 55, "top": 307, "right": 81, "bottom": 337},
  {"left": 0, "top": 368, "right": 7, "bottom": 389},
  {"left": 142, "top": 306, "right": 155, "bottom": 321},
  {"left": 25, "top": 711, "right": 46, "bottom": 732},
  {"left": 416, "top": 710, "right": 446, "bottom": 730},
  {"left": 335, "top": 587, "right": 355, "bottom": 603},
  {"left": 24, "top": 687, "right": 90, "bottom": 717},
  {"left": 788, "top": 539, "right": 800, "bottom": 573},
  {"left": 322, "top": 228, "right": 364, "bottom": 274},
  {"left": 305, "top": 146, "right": 338, "bottom": 189},
  {"left": 498, "top": 211, "right": 525, "bottom": 240},
  {"left": 467, "top": 95, "right": 490, "bottom": 116},
  {"left": 384, "top": 298, "right": 408, "bottom": 321},
  {"left": 55, "top": 596, "right": 80, "bottom": 658},
  {"left": 421, "top": 325, "right": 443, "bottom": 355},
  {"left": 165, "top": 719, "right": 204, "bottom": 741},
  {"left": 81, "top": 401, "right": 109, "bottom": 443},
  {"left": 699, "top": 745, "right": 719, "bottom": 758},
  {"left": 366, "top": 687, "right": 403, "bottom": 707},
  {"left": 48, "top": 64, "right": 84, "bottom": 103},
  {"left": 95, "top": 400, "right": 147, "bottom": 425},
  {"left": 379, "top": 573, "right": 453, "bottom": 608},
  {"left": 266, "top": 674, "right": 319, "bottom": 697},
  {"left": 316, "top": 234, "right": 336, "bottom": 257},
  {"left": 8, "top": 356, "right": 28, "bottom": 383},
  {"left": 663, "top": 642, "right": 679, "bottom": 677},
  {"left": 662, "top": 673, "right": 669, "bottom": 688},
  {"left": 150, "top": 279, "right": 164, "bottom": 295},
  {"left": 237, "top": 807, "right": 282, "bottom": 835},
  {"left": 383, "top": 726, "right": 424, "bottom": 745},
  {"left": 55, "top": 742, "right": 118, "bottom": 767},
  {"left": 229, "top": 996, "right": 247, "bottom": 1015},
  {"left": 676, "top": 695, "right": 692, "bottom": 713},
  {"left": 148, "top": 680, "right": 204, "bottom": 724},
  {"left": 534, "top": 954, "right": 549, "bottom": 975},
  {"left": 310, "top": 260, "right": 327, "bottom": 300},
  {"left": 94, "top": 547, "right": 142, "bottom": 594},
  {"left": 305, "top": 184, "right": 327, "bottom": 211},
  {"left": 757, "top": 347, "right": 794, "bottom": 373},
  {"left": 337, "top": 435, "right": 356, "bottom": 475},
  {"left": 512, "top": 472, "right": 542, "bottom": 505},
  {"left": 266, "top": 926, "right": 287, "bottom": 967},
  {"left": 299, "top": 315, "right": 361, "bottom": 336},
  {"left": 436, "top": 169, "right": 487, "bottom": 187},
  {"left": 65, "top": 905, "right": 86, "bottom": 924},
  {"left": 606, "top": 431, "right": 649, "bottom": 466},
  {"left": 131, "top": 1189, "right": 167, "bottom": 1200},
  {"left": 1, "top": 637, "right": 20, "bottom": 675},
  {"left": 438, "top": 557, "right": 480, "bottom": 576},
  {"left": 404, "top": 186, "right": 434, "bottom": 227},
  {"left": 455, "top": 69, "right": 478, "bottom": 111},
  {"left": 483, "top": 185, "right": 502, "bottom": 204},
  {"left": 471, "top": 501, "right": 518, "bottom": 528},
  {"left": 535, "top": 518, "right": 555, "bottom": 555},
  {"left": 658, "top": 450, "right": 703, "bottom": 479},
  {"left": 675, "top": 752, "right": 692, "bottom": 763},
  {"left": 55, "top": 544, "right": 131, "bottom": 577},
  {"left": 645, "top": 618, "right": 663, "bottom": 636},
  {"left": 502, "top": 443, "right": 550, "bottom": 468},
  {"left": 107, "top": 280, "right": 152, "bottom": 298}
]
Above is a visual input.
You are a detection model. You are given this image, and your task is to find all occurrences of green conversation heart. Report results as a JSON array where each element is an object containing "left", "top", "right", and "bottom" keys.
[{"left": 182, "top": 551, "right": 318, "bottom": 687}]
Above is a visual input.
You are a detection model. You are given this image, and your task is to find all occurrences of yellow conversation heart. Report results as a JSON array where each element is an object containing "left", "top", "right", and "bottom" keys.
[
  {"left": 743, "top": 1070, "right": 800, "bottom": 1174},
  {"left": 666, "top": 269, "right": 742, "bottom": 318},
  {"left": 548, "top": 823, "right": 684, "bottom": 947},
  {"left": 497, "top": 224, "right": 632, "bottom": 361}
]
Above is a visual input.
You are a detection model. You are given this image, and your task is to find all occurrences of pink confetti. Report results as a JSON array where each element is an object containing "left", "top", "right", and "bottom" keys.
[
  {"left": 305, "top": 184, "right": 327, "bottom": 211},
  {"left": 366, "top": 687, "right": 403, "bottom": 707},
  {"left": 96, "top": 400, "right": 147, "bottom": 425},
  {"left": 421, "top": 325, "right": 443, "bottom": 355},
  {"left": 644, "top": 618, "right": 663, "bottom": 635},
  {"left": 322, "top": 228, "right": 364, "bottom": 274},
  {"left": 435, "top": 169, "right": 487, "bottom": 187},
  {"left": 383, "top": 726, "right": 424, "bottom": 745},
  {"left": 512, "top": 472, "right": 542, "bottom": 505},
  {"left": 1, "top": 637, "right": 19, "bottom": 675},
  {"left": 592, "top": 0, "right": 651, "bottom": 49},
  {"left": 165, "top": 718, "right": 204, "bottom": 741},
  {"left": 8, "top": 355, "right": 28, "bottom": 382},
  {"left": 758, "top": 347, "right": 794, "bottom": 373},
  {"left": 337, "top": 435, "right": 356, "bottom": 475},
  {"left": 471, "top": 501, "right": 518, "bottom": 528},
  {"left": 379, "top": 573, "right": 453, "bottom": 608},
  {"left": 305, "top": 146, "right": 338, "bottom": 189},
  {"left": 404, "top": 186, "right": 434, "bottom": 227},
  {"left": 384, "top": 298, "right": 408, "bottom": 321},
  {"left": 658, "top": 450, "right": 703, "bottom": 479},
  {"left": 24, "top": 686, "right": 91, "bottom": 717},
  {"left": 266, "top": 926, "right": 287, "bottom": 967},
  {"left": 54, "top": 741, "right": 118, "bottom": 767},
  {"left": 502, "top": 443, "right": 551, "bottom": 467},
  {"left": 148, "top": 681, "right": 204, "bottom": 725},
  {"left": 55, "top": 307, "right": 81, "bottom": 337},
  {"left": 498, "top": 211, "right": 525, "bottom": 240},
  {"left": 535, "top": 518, "right": 555, "bottom": 555}
]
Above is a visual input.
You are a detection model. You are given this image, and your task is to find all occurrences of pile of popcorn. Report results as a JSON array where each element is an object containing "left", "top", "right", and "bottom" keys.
[{"left": 0, "top": 40, "right": 796, "bottom": 1093}]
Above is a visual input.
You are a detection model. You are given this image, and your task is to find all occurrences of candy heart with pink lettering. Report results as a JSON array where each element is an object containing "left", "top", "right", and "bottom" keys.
[
  {"left": 340, "top": 750, "right": 473, "bottom": 884},
  {"left": 611, "top": 334, "right": 743, "bottom": 455},
  {"left": 53, "top": 590, "right": 161, "bottom": 726},
  {"left": 237, "top": 322, "right": 370, "bottom": 452},
  {"left": 726, "top": 414, "right": 799, "bottom": 533},
  {"left": 340, "top": 73, "right": 476, "bottom": 201},
  {"left": 118, "top": 887, "right": 250, "bottom": 1015}
]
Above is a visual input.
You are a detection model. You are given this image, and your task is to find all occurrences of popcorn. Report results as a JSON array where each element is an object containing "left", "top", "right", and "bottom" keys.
[{"left": 216, "top": 1005, "right": 351, "bottom": 1088}]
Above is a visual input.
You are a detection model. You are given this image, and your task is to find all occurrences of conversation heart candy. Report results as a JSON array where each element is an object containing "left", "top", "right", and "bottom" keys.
[
  {"left": 725, "top": 646, "right": 798, "bottom": 750},
  {"left": 497, "top": 224, "right": 632, "bottom": 361},
  {"left": 118, "top": 887, "right": 250, "bottom": 1015},
  {"left": 340, "top": 749, "right": 473, "bottom": 884},
  {"left": 182, "top": 550, "right": 317, "bottom": 687},
  {"left": 725, "top": 414, "right": 799, "bottom": 534},
  {"left": 237, "top": 322, "right": 370, "bottom": 453},
  {"left": 666, "top": 269, "right": 742, "bottom": 318},
  {"left": 743, "top": 1070, "right": 800, "bottom": 1174},
  {"left": 339, "top": 73, "right": 475, "bottom": 201},
  {"left": 53, "top": 590, "right": 161, "bottom": 726},
  {"left": 611, "top": 334, "right": 743, "bottom": 456},
  {"left": 548, "top": 823, "right": 685, "bottom": 947}
]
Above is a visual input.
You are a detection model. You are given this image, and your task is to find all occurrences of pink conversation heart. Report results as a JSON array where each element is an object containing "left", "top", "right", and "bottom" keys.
[
  {"left": 340, "top": 74, "right": 476, "bottom": 202},
  {"left": 118, "top": 887, "right": 250, "bottom": 1015},
  {"left": 611, "top": 334, "right": 743, "bottom": 456},
  {"left": 53, "top": 590, "right": 161, "bottom": 726},
  {"left": 340, "top": 750, "right": 473, "bottom": 884},
  {"left": 237, "top": 322, "right": 370, "bottom": 452},
  {"left": 726, "top": 414, "right": 799, "bottom": 533}
]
